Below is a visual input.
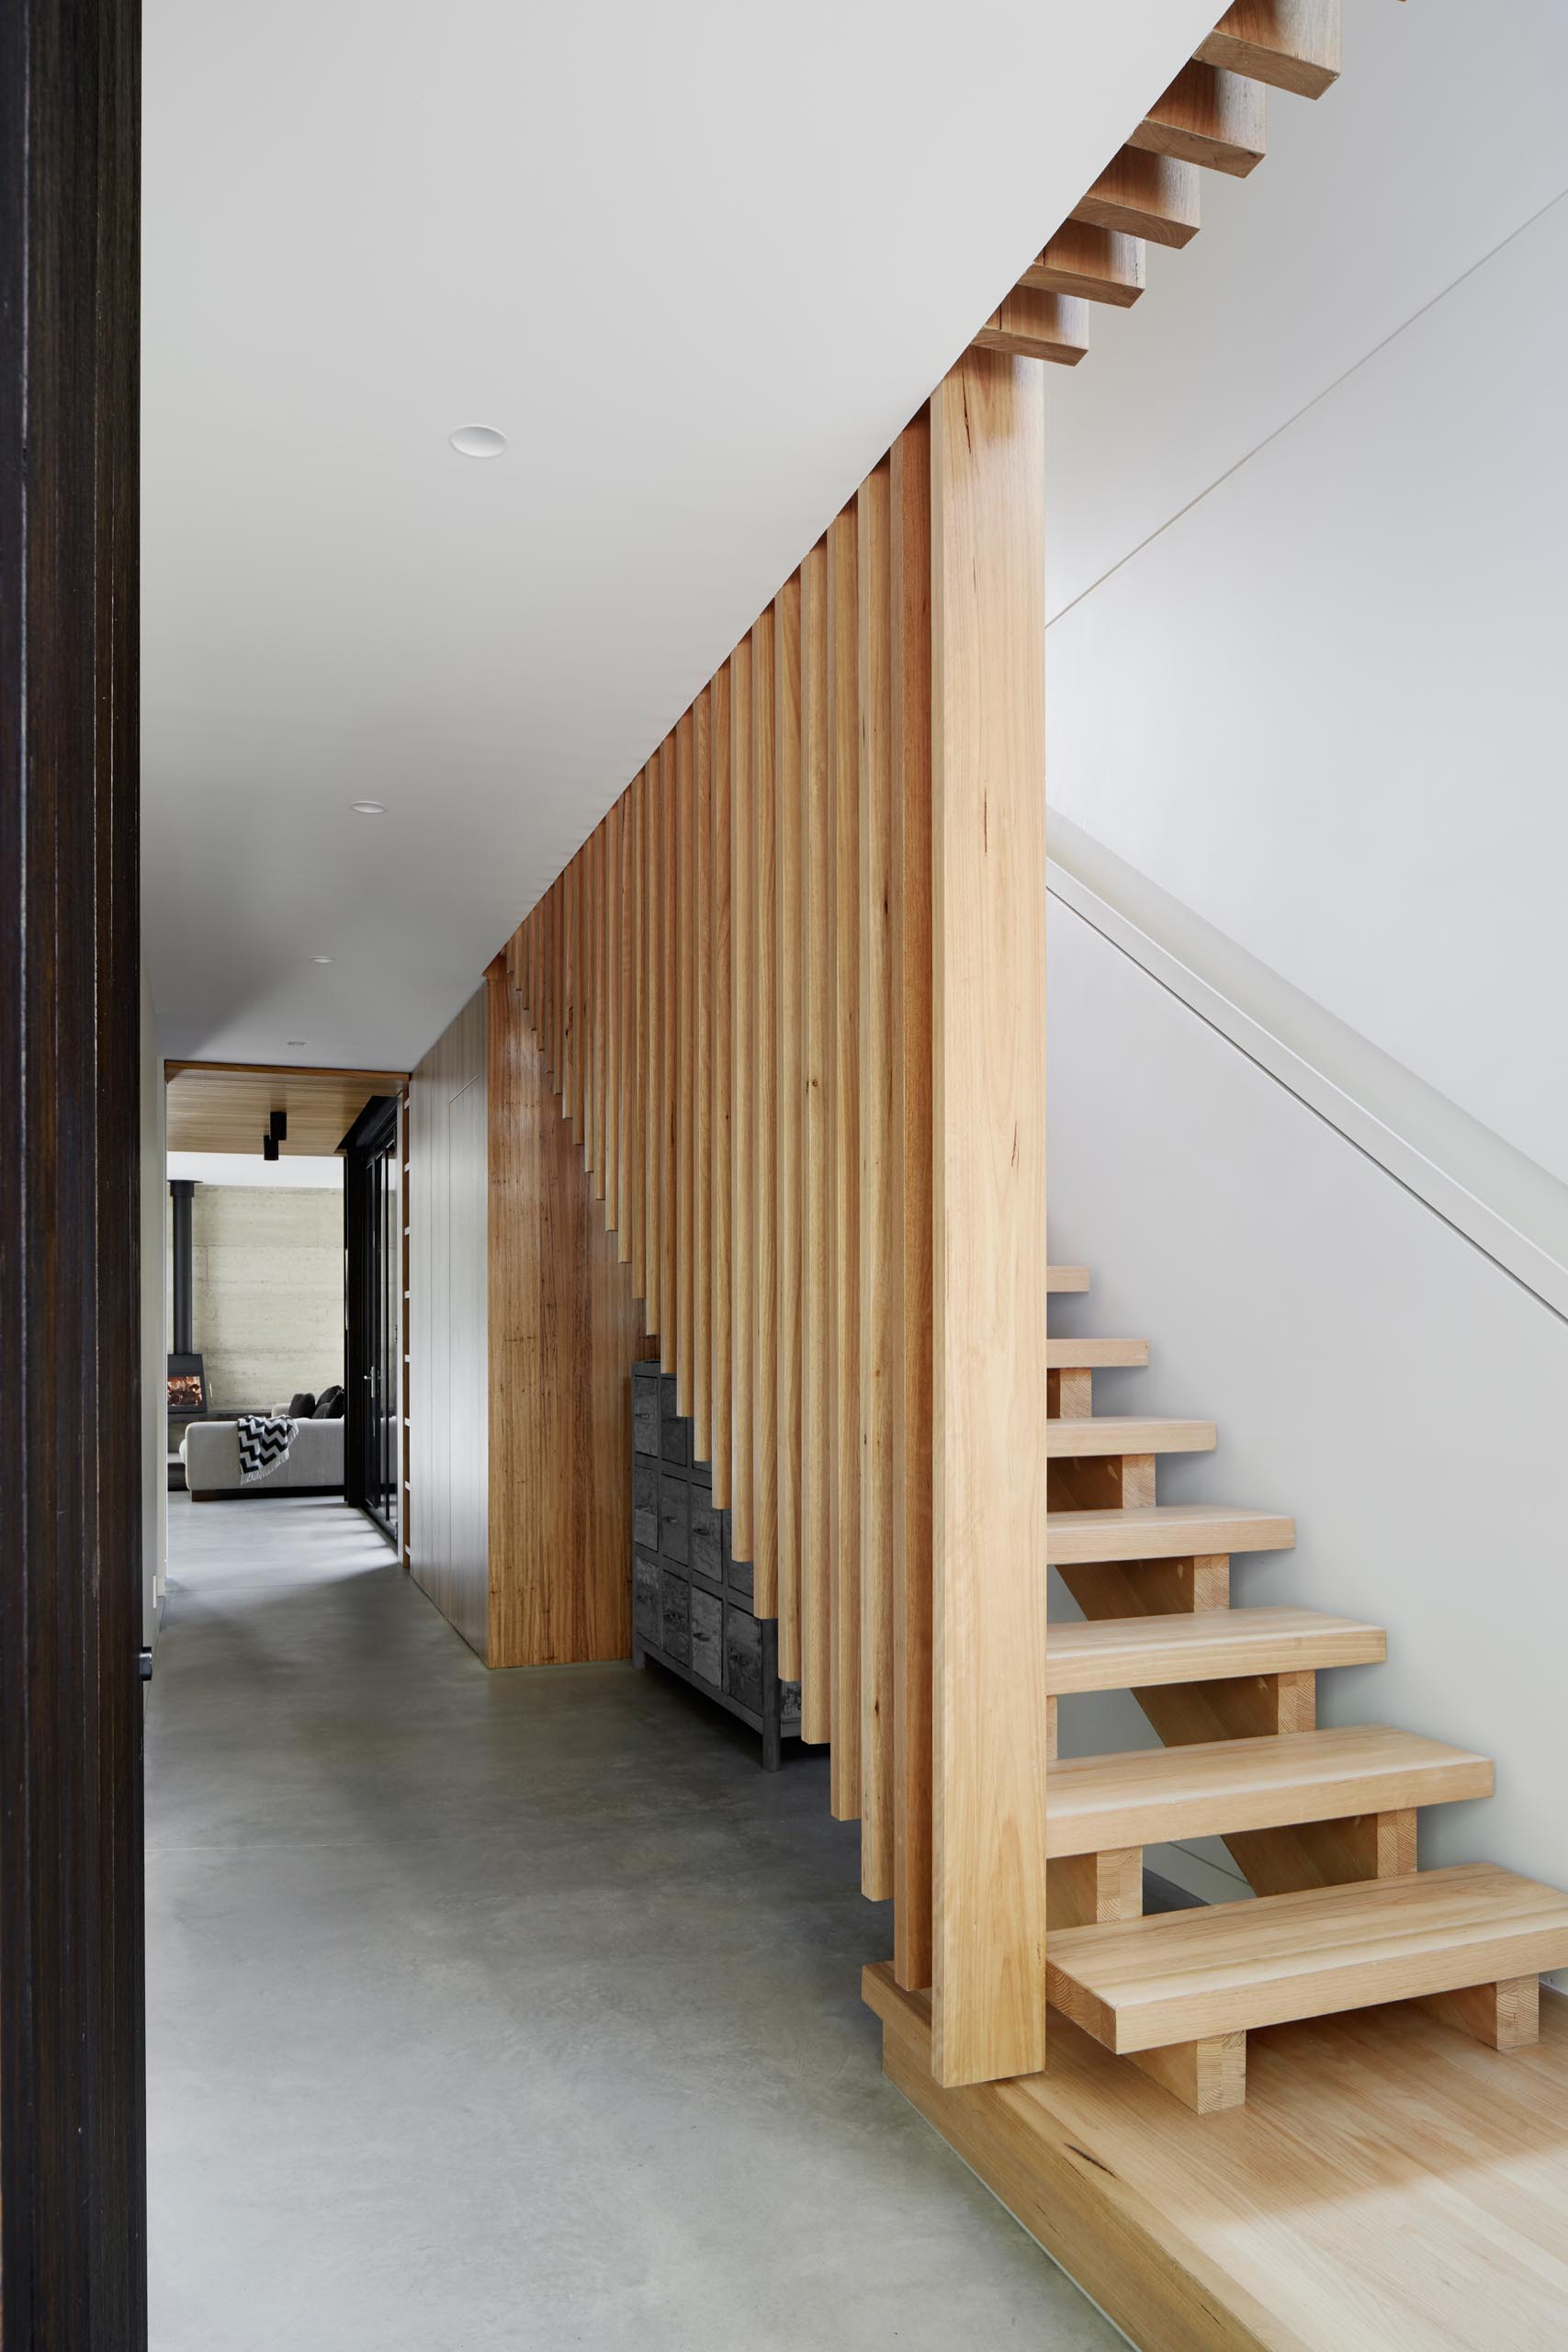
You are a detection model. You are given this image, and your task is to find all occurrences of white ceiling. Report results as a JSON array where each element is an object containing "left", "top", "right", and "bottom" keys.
[{"left": 141, "top": 0, "right": 1218, "bottom": 1069}]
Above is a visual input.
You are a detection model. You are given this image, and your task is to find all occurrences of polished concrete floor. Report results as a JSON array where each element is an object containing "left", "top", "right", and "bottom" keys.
[{"left": 147, "top": 1493, "right": 1123, "bottom": 2351}]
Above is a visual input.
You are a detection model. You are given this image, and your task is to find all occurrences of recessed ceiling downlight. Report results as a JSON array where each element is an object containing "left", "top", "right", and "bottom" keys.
[
  {"left": 350, "top": 800, "right": 387, "bottom": 816},
  {"left": 287, "top": 1039, "right": 306, "bottom": 1048},
  {"left": 449, "top": 424, "right": 507, "bottom": 460},
  {"left": 311, "top": 955, "right": 334, "bottom": 965}
]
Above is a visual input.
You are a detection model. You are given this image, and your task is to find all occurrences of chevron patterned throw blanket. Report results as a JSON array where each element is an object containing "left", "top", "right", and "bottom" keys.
[{"left": 237, "top": 1413, "right": 297, "bottom": 1485}]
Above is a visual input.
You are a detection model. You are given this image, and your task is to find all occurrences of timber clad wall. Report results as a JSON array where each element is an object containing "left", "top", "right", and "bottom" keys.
[
  {"left": 486, "top": 958, "right": 643, "bottom": 1668},
  {"left": 409, "top": 972, "right": 645, "bottom": 1668}
]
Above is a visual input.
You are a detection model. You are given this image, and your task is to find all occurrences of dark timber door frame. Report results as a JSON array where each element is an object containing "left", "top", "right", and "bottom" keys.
[
  {"left": 1, "top": 0, "right": 148, "bottom": 2344},
  {"left": 342, "top": 1095, "right": 401, "bottom": 1544}
]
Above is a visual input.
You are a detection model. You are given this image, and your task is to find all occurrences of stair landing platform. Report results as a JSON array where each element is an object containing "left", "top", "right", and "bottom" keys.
[{"left": 863, "top": 1960, "right": 1568, "bottom": 2351}]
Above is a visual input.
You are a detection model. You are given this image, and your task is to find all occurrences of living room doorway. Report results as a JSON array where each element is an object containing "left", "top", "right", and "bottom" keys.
[{"left": 162, "top": 1062, "right": 409, "bottom": 1520}]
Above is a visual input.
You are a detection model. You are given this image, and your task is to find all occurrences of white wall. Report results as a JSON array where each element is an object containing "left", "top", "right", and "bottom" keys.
[
  {"left": 1043, "top": 0, "right": 1568, "bottom": 1187},
  {"left": 141, "top": 961, "right": 168, "bottom": 1646},
  {"left": 1040, "top": 0, "right": 1568, "bottom": 1937},
  {"left": 1048, "top": 910, "right": 1568, "bottom": 1944}
]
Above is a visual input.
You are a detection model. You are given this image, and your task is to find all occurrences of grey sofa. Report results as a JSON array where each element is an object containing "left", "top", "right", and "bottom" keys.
[{"left": 182, "top": 1411, "right": 344, "bottom": 1499}]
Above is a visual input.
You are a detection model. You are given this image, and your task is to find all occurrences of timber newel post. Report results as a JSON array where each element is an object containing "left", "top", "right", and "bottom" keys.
[{"left": 930, "top": 346, "right": 1052, "bottom": 2087}]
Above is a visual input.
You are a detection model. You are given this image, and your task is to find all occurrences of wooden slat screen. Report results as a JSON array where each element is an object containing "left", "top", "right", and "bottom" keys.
[{"left": 502, "top": 363, "right": 1048, "bottom": 2088}]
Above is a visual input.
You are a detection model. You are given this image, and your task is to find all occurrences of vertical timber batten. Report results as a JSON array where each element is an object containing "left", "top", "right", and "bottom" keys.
[
  {"left": 889, "top": 410, "right": 935, "bottom": 1992},
  {"left": 711, "top": 662, "right": 734, "bottom": 1508},
  {"left": 930, "top": 349, "right": 1051, "bottom": 2088},
  {"left": 800, "top": 537, "right": 834, "bottom": 1744},
  {"left": 775, "top": 572, "right": 805, "bottom": 1681},
  {"left": 858, "top": 460, "right": 897, "bottom": 1901},
  {"left": 828, "top": 503, "right": 863, "bottom": 1820},
  {"left": 752, "top": 602, "right": 779, "bottom": 1616},
  {"left": 676, "top": 709, "right": 695, "bottom": 1419},
  {"left": 694, "top": 687, "right": 714, "bottom": 1463},
  {"left": 730, "top": 639, "right": 756, "bottom": 1558}
]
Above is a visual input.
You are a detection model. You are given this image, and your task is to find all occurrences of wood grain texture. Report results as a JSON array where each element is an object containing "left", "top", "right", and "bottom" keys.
[
  {"left": 616, "top": 788, "right": 634, "bottom": 1264},
  {"left": 694, "top": 686, "right": 714, "bottom": 1463},
  {"left": 1048, "top": 1846, "right": 1144, "bottom": 1933},
  {"left": 711, "top": 662, "right": 734, "bottom": 1507},
  {"left": 165, "top": 1063, "right": 410, "bottom": 1155},
  {"left": 774, "top": 571, "right": 804, "bottom": 1678},
  {"left": 1046, "top": 1864, "right": 1568, "bottom": 2057},
  {"left": 1044, "top": 1414, "right": 1214, "bottom": 1457},
  {"left": 858, "top": 459, "right": 897, "bottom": 1902},
  {"left": 869, "top": 1964, "right": 1568, "bottom": 2352},
  {"left": 564, "top": 852, "right": 581, "bottom": 1138},
  {"left": 973, "top": 288, "right": 1089, "bottom": 367},
  {"left": 730, "top": 637, "right": 755, "bottom": 1558},
  {"left": 1046, "top": 1336, "right": 1148, "bottom": 1368},
  {"left": 1046, "top": 1607, "right": 1384, "bottom": 1696},
  {"left": 800, "top": 536, "right": 834, "bottom": 1743},
  {"left": 1021, "top": 222, "right": 1145, "bottom": 308},
  {"left": 584, "top": 825, "right": 601, "bottom": 1187},
  {"left": 751, "top": 601, "right": 779, "bottom": 1615},
  {"left": 1196, "top": 0, "right": 1340, "bottom": 99},
  {"left": 645, "top": 750, "right": 662, "bottom": 1345},
  {"left": 549, "top": 876, "right": 562, "bottom": 1087},
  {"left": 594, "top": 817, "right": 608, "bottom": 1197},
  {"left": 929, "top": 348, "right": 1050, "bottom": 2088},
  {"left": 828, "top": 502, "right": 863, "bottom": 1818},
  {"left": 676, "top": 707, "right": 695, "bottom": 1419},
  {"left": 1421, "top": 1972, "right": 1540, "bottom": 2052},
  {"left": 604, "top": 804, "right": 621, "bottom": 1232},
  {"left": 1047, "top": 1503, "right": 1295, "bottom": 1566},
  {"left": 660, "top": 732, "right": 679, "bottom": 1376},
  {"left": 1072, "top": 146, "right": 1201, "bottom": 248},
  {"left": 630, "top": 769, "right": 649, "bottom": 1307},
  {"left": 408, "top": 986, "right": 490, "bottom": 1659},
  {"left": 486, "top": 956, "right": 645, "bottom": 1668},
  {"left": 1, "top": 5, "right": 147, "bottom": 2308},
  {"left": 890, "top": 411, "right": 934, "bottom": 1987},
  {"left": 1130, "top": 2034, "right": 1247, "bottom": 2115},
  {"left": 1046, "top": 1726, "right": 1493, "bottom": 1860},
  {"left": 1131, "top": 62, "right": 1267, "bottom": 177}
]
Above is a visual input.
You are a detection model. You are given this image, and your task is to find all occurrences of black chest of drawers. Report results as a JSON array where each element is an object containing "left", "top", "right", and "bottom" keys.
[{"left": 631, "top": 1361, "right": 801, "bottom": 1769}]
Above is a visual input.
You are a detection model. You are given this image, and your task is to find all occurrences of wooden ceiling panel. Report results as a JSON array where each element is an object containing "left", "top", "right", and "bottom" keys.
[{"left": 164, "top": 1061, "right": 407, "bottom": 1157}]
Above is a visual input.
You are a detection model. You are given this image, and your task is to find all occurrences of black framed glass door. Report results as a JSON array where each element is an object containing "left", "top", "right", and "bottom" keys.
[{"left": 343, "top": 1093, "right": 400, "bottom": 1543}]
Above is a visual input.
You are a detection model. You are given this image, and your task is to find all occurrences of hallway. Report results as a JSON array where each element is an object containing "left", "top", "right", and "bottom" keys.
[{"left": 146, "top": 1495, "right": 1119, "bottom": 2350}]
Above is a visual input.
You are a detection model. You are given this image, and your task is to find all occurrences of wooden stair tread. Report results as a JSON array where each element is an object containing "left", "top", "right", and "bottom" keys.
[
  {"left": 1195, "top": 2, "right": 1342, "bottom": 101},
  {"left": 1044, "top": 1415, "right": 1213, "bottom": 1458},
  {"left": 1048, "top": 1502, "right": 1295, "bottom": 1566},
  {"left": 971, "top": 288, "right": 1089, "bottom": 368},
  {"left": 1045, "top": 1606, "right": 1385, "bottom": 1695},
  {"left": 1047, "top": 1264, "right": 1090, "bottom": 1293},
  {"left": 1046, "top": 1725, "right": 1493, "bottom": 1859},
  {"left": 1046, "top": 1863, "right": 1568, "bottom": 2054},
  {"left": 1045, "top": 1337, "right": 1149, "bottom": 1370}
]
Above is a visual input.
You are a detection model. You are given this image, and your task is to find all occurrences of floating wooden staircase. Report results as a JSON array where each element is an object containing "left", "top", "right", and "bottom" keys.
[
  {"left": 978, "top": 0, "right": 1346, "bottom": 368},
  {"left": 1039, "top": 1262, "right": 1568, "bottom": 2113},
  {"left": 488, "top": 0, "right": 1568, "bottom": 2333}
]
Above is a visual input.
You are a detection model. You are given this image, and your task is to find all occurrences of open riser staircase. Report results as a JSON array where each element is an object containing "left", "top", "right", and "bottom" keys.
[
  {"left": 1041, "top": 1264, "right": 1568, "bottom": 2110},
  {"left": 491, "top": 0, "right": 1568, "bottom": 2157}
]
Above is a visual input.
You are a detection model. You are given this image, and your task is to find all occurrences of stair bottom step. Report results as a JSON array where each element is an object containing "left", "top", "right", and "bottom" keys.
[{"left": 1047, "top": 1862, "right": 1568, "bottom": 2057}]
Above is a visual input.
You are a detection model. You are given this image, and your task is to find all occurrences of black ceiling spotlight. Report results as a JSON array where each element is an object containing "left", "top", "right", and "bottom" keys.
[
  {"left": 263, "top": 1133, "right": 279, "bottom": 1162},
  {"left": 264, "top": 1106, "right": 288, "bottom": 1160}
]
